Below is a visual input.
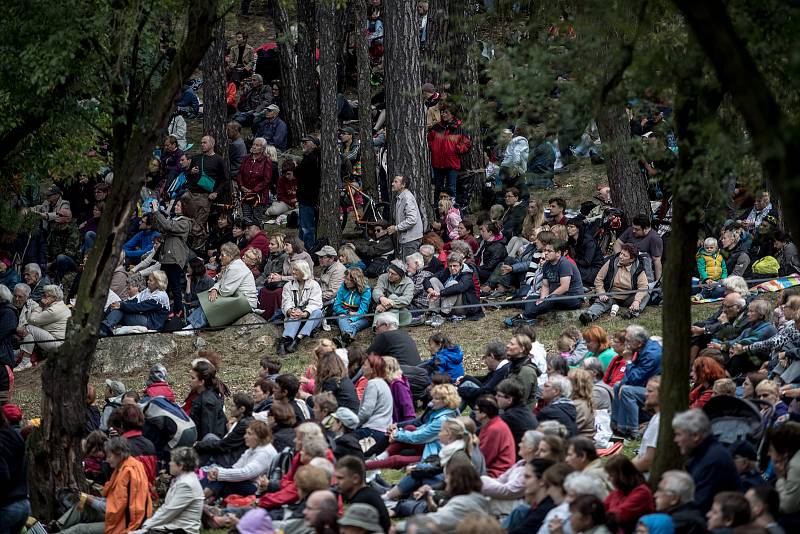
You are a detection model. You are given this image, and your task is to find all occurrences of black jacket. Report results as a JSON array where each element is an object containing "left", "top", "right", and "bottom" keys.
[
  {"left": 334, "top": 432, "right": 364, "bottom": 462},
  {"left": 509, "top": 496, "right": 556, "bottom": 534},
  {"left": 569, "top": 228, "right": 605, "bottom": 284},
  {"left": 0, "top": 302, "right": 16, "bottom": 367},
  {"left": 423, "top": 265, "right": 484, "bottom": 318},
  {"left": 476, "top": 239, "right": 506, "bottom": 272},
  {"left": 537, "top": 399, "right": 578, "bottom": 437},
  {"left": 296, "top": 148, "right": 321, "bottom": 206},
  {"left": 0, "top": 427, "right": 28, "bottom": 508},
  {"left": 367, "top": 330, "right": 422, "bottom": 366},
  {"left": 501, "top": 403, "right": 539, "bottom": 457},
  {"left": 686, "top": 435, "right": 741, "bottom": 513},
  {"left": 190, "top": 389, "right": 227, "bottom": 440},
  {"left": 321, "top": 377, "right": 360, "bottom": 412},
  {"left": 348, "top": 486, "right": 391, "bottom": 533},
  {"left": 669, "top": 502, "right": 708, "bottom": 534},
  {"left": 502, "top": 202, "right": 528, "bottom": 238},
  {"left": 272, "top": 425, "right": 296, "bottom": 453},
  {"left": 195, "top": 415, "right": 254, "bottom": 467}
]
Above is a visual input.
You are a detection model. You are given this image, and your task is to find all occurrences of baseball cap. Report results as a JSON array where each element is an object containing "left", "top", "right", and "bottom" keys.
[
  {"left": 339, "top": 126, "right": 356, "bottom": 135},
  {"left": 105, "top": 379, "right": 127, "bottom": 397},
  {"left": 266, "top": 104, "right": 280, "bottom": 112},
  {"left": 46, "top": 185, "right": 62, "bottom": 197},
  {"left": 315, "top": 245, "right": 337, "bottom": 257},
  {"left": 301, "top": 134, "right": 320, "bottom": 146},
  {"left": 333, "top": 407, "right": 360, "bottom": 430}
]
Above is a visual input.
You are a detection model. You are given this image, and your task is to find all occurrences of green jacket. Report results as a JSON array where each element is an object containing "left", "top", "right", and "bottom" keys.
[
  {"left": 46, "top": 222, "right": 81, "bottom": 260},
  {"left": 508, "top": 356, "right": 538, "bottom": 408}
]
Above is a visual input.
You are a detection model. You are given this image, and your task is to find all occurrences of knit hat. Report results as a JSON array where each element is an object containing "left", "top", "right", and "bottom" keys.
[
  {"left": 386, "top": 262, "right": 406, "bottom": 278},
  {"left": 2, "top": 403, "right": 23, "bottom": 424},
  {"left": 339, "top": 503, "right": 383, "bottom": 533},
  {"left": 237, "top": 508, "right": 274, "bottom": 534},
  {"left": 147, "top": 364, "right": 168, "bottom": 385},
  {"left": 333, "top": 407, "right": 359, "bottom": 430}
]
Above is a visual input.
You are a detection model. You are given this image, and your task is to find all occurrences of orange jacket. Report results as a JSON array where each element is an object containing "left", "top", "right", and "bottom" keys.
[{"left": 103, "top": 456, "right": 153, "bottom": 534}]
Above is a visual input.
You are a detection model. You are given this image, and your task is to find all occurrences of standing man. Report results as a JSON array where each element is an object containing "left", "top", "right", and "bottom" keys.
[
  {"left": 613, "top": 214, "right": 663, "bottom": 281},
  {"left": 226, "top": 122, "right": 247, "bottom": 177},
  {"left": 335, "top": 456, "right": 391, "bottom": 533},
  {"left": 427, "top": 102, "right": 471, "bottom": 206},
  {"left": 296, "top": 135, "right": 321, "bottom": 251},
  {"left": 185, "top": 135, "right": 228, "bottom": 249},
  {"left": 384, "top": 175, "right": 423, "bottom": 260},
  {"left": 30, "top": 185, "right": 70, "bottom": 231}
]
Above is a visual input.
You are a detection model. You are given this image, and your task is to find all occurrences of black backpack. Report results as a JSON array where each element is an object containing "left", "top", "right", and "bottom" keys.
[
  {"left": 401, "top": 365, "right": 432, "bottom": 403},
  {"left": 266, "top": 446, "right": 294, "bottom": 492}
]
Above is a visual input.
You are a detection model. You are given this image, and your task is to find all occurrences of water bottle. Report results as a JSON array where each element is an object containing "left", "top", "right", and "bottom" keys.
[{"left": 610, "top": 304, "right": 620, "bottom": 317}]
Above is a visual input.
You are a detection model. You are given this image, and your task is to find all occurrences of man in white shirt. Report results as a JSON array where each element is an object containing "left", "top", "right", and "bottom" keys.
[{"left": 633, "top": 375, "right": 661, "bottom": 475}]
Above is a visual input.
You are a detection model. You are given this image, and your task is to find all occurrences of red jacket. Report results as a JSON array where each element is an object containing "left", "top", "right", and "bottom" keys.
[
  {"left": 428, "top": 118, "right": 471, "bottom": 170},
  {"left": 242, "top": 231, "right": 270, "bottom": 259},
  {"left": 478, "top": 416, "right": 516, "bottom": 477},
  {"left": 122, "top": 430, "right": 157, "bottom": 485},
  {"left": 604, "top": 355, "right": 627, "bottom": 387},
  {"left": 144, "top": 381, "right": 176, "bottom": 403},
  {"left": 258, "top": 449, "right": 337, "bottom": 509},
  {"left": 689, "top": 384, "right": 713, "bottom": 409},
  {"left": 604, "top": 484, "right": 654, "bottom": 530},
  {"left": 237, "top": 154, "right": 272, "bottom": 203},
  {"left": 276, "top": 175, "right": 298, "bottom": 207}
]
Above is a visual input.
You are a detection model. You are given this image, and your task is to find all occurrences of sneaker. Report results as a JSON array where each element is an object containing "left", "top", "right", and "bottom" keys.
[
  {"left": 449, "top": 315, "right": 466, "bottom": 323},
  {"left": 13, "top": 356, "right": 32, "bottom": 372},
  {"left": 488, "top": 290, "right": 508, "bottom": 300},
  {"left": 512, "top": 317, "right": 537, "bottom": 327},
  {"left": 579, "top": 312, "right": 592, "bottom": 326},
  {"left": 429, "top": 314, "right": 445, "bottom": 328},
  {"left": 174, "top": 325, "right": 196, "bottom": 337},
  {"left": 503, "top": 316, "right": 518, "bottom": 328}
]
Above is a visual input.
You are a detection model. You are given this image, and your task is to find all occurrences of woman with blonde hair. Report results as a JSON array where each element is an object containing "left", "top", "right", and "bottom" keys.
[
  {"left": 338, "top": 244, "right": 365, "bottom": 270},
  {"left": 333, "top": 267, "right": 372, "bottom": 345},
  {"left": 242, "top": 248, "right": 262, "bottom": 278},
  {"left": 277, "top": 259, "right": 323, "bottom": 354},
  {"left": 384, "top": 356, "right": 415, "bottom": 423},
  {"left": 568, "top": 369, "right": 596, "bottom": 439},
  {"left": 433, "top": 197, "right": 462, "bottom": 241}
]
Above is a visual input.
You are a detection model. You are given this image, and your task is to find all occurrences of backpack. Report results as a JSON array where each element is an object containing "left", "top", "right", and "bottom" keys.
[
  {"left": 401, "top": 365, "right": 432, "bottom": 403},
  {"left": 141, "top": 396, "right": 197, "bottom": 449},
  {"left": 266, "top": 446, "right": 294, "bottom": 492},
  {"left": 365, "top": 256, "right": 391, "bottom": 279}
]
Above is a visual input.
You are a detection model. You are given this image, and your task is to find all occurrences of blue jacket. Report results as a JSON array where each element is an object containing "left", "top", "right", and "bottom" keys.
[
  {"left": 621, "top": 338, "right": 662, "bottom": 387},
  {"left": 332, "top": 284, "right": 372, "bottom": 322},
  {"left": 729, "top": 320, "right": 777, "bottom": 348},
  {"left": 123, "top": 230, "right": 161, "bottom": 261},
  {"left": 0, "top": 268, "right": 21, "bottom": 289},
  {"left": 423, "top": 345, "right": 465, "bottom": 383},
  {"left": 255, "top": 116, "right": 288, "bottom": 151},
  {"left": 393, "top": 407, "right": 458, "bottom": 458},
  {"left": 120, "top": 297, "right": 169, "bottom": 331},
  {"left": 686, "top": 435, "right": 741, "bottom": 513},
  {"left": 177, "top": 87, "right": 200, "bottom": 113}
]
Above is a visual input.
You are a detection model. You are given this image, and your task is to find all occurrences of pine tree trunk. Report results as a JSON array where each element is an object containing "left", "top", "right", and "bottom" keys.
[
  {"left": 354, "top": 0, "right": 377, "bottom": 196},
  {"left": 296, "top": 0, "right": 319, "bottom": 129},
  {"left": 384, "top": 0, "right": 432, "bottom": 226},
  {"left": 202, "top": 18, "right": 229, "bottom": 161},
  {"left": 269, "top": 0, "right": 306, "bottom": 147},
  {"left": 421, "top": 0, "right": 449, "bottom": 89},
  {"left": 26, "top": 2, "right": 222, "bottom": 519},
  {"left": 317, "top": 0, "right": 342, "bottom": 246},
  {"left": 597, "top": 104, "right": 651, "bottom": 225}
]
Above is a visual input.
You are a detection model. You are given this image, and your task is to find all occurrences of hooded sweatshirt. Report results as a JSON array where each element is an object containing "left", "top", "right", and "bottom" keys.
[{"left": 423, "top": 345, "right": 465, "bottom": 383}]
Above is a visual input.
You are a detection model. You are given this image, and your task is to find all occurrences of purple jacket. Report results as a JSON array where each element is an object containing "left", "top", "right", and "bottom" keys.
[{"left": 390, "top": 377, "right": 416, "bottom": 423}]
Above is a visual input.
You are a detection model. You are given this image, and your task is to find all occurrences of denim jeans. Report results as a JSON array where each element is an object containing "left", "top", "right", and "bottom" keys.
[
  {"left": 298, "top": 203, "right": 317, "bottom": 251},
  {"left": 396, "top": 473, "right": 444, "bottom": 497},
  {"left": 102, "top": 308, "right": 149, "bottom": 334},
  {"left": 611, "top": 383, "right": 646, "bottom": 435},
  {"left": 0, "top": 498, "right": 30, "bottom": 534},
  {"left": 433, "top": 168, "right": 458, "bottom": 201},
  {"left": 188, "top": 306, "right": 209, "bottom": 329},
  {"left": 53, "top": 254, "right": 78, "bottom": 281},
  {"left": 337, "top": 316, "right": 370, "bottom": 337},
  {"left": 283, "top": 308, "right": 323, "bottom": 338},
  {"left": 522, "top": 295, "right": 582, "bottom": 319},
  {"left": 82, "top": 231, "right": 97, "bottom": 256},
  {"left": 201, "top": 478, "right": 257, "bottom": 499}
]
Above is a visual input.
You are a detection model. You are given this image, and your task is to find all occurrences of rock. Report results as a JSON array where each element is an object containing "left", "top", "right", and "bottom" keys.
[
  {"left": 193, "top": 337, "right": 208, "bottom": 349},
  {"left": 549, "top": 310, "right": 583, "bottom": 324},
  {"left": 93, "top": 333, "right": 177, "bottom": 374}
]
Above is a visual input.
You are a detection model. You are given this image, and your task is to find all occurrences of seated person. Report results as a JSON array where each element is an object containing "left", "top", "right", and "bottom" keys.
[
  {"left": 366, "top": 313, "right": 422, "bottom": 366},
  {"left": 122, "top": 214, "right": 160, "bottom": 263},
  {"left": 419, "top": 242, "right": 445, "bottom": 274},
  {"left": 580, "top": 244, "right": 649, "bottom": 325},
  {"left": 268, "top": 400, "right": 299, "bottom": 451},
  {"left": 15, "top": 284, "right": 71, "bottom": 371},
  {"left": 442, "top": 220, "right": 479, "bottom": 255},
  {"left": 500, "top": 188, "right": 528, "bottom": 238},
  {"left": 100, "top": 271, "right": 170, "bottom": 336},
  {"left": 333, "top": 267, "right": 372, "bottom": 346},
  {"left": 201, "top": 420, "right": 278, "bottom": 498},
  {"left": 694, "top": 237, "right": 728, "bottom": 299},
  {"left": 496, "top": 378, "right": 539, "bottom": 455},
  {"left": 504, "top": 239, "right": 584, "bottom": 327},
  {"left": 276, "top": 259, "right": 323, "bottom": 355},
  {"left": 317, "top": 246, "right": 346, "bottom": 307},
  {"left": 774, "top": 230, "right": 800, "bottom": 276},
  {"left": 481, "top": 430, "right": 542, "bottom": 518},
  {"left": 484, "top": 226, "right": 543, "bottom": 299},
  {"left": 183, "top": 257, "right": 215, "bottom": 314},
  {"left": 474, "top": 221, "right": 507, "bottom": 284},
  {"left": 613, "top": 213, "right": 663, "bottom": 281},
  {"left": 372, "top": 262, "right": 414, "bottom": 327},
  {"left": 421, "top": 333, "right": 465, "bottom": 383},
  {"left": 23, "top": 262, "right": 52, "bottom": 304},
  {"left": 474, "top": 395, "right": 517, "bottom": 477},
  {"left": 195, "top": 393, "right": 255, "bottom": 467},
  {"left": 258, "top": 236, "right": 314, "bottom": 320},
  {"left": 385, "top": 356, "right": 416, "bottom": 423},
  {"left": 266, "top": 160, "right": 299, "bottom": 219},
  {"left": 709, "top": 298, "right": 777, "bottom": 361},
  {"left": 423, "top": 251, "right": 483, "bottom": 326},
  {"left": 456, "top": 342, "right": 510, "bottom": 410},
  {"left": 565, "top": 218, "right": 604, "bottom": 286},
  {"left": 691, "top": 289, "right": 749, "bottom": 359},
  {"left": 536, "top": 375, "right": 578, "bottom": 437},
  {"left": 137, "top": 447, "right": 204, "bottom": 534},
  {"left": 405, "top": 253, "right": 435, "bottom": 317}
]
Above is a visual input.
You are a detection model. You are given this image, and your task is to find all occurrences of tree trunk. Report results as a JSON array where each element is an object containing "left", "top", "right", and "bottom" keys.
[
  {"left": 27, "top": 2, "right": 222, "bottom": 520},
  {"left": 354, "top": 0, "right": 377, "bottom": 196},
  {"left": 296, "top": 0, "right": 319, "bottom": 129},
  {"left": 269, "top": 0, "right": 306, "bottom": 147},
  {"left": 317, "top": 0, "right": 342, "bottom": 246},
  {"left": 384, "top": 0, "right": 432, "bottom": 227},
  {"left": 597, "top": 104, "right": 651, "bottom": 225},
  {"left": 202, "top": 17, "right": 229, "bottom": 161},
  {"left": 420, "top": 0, "right": 449, "bottom": 89}
]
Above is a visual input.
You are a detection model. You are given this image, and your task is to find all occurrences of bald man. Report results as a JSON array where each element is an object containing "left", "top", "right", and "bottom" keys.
[{"left": 303, "top": 490, "right": 339, "bottom": 533}]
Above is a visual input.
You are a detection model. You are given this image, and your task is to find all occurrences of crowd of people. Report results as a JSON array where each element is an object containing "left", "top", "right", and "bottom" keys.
[{"left": 4, "top": 1, "right": 800, "bottom": 533}]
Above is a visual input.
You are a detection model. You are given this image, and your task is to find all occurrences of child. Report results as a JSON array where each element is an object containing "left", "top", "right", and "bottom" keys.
[
  {"left": 422, "top": 333, "right": 465, "bottom": 383},
  {"left": 143, "top": 363, "right": 176, "bottom": 403},
  {"left": 259, "top": 357, "right": 282, "bottom": 381},
  {"left": 561, "top": 325, "right": 589, "bottom": 366},
  {"left": 696, "top": 237, "right": 727, "bottom": 299},
  {"left": 557, "top": 334, "right": 574, "bottom": 360},
  {"left": 82, "top": 430, "right": 108, "bottom": 484}
]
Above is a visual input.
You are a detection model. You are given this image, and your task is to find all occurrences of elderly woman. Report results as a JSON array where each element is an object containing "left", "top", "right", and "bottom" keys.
[
  {"left": 581, "top": 358, "right": 613, "bottom": 411},
  {"left": 731, "top": 294, "right": 800, "bottom": 376},
  {"left": 56, "top": 437, "right": 152, "bottom": 534},
  {"left": 133, "top": 447, "right": 203, "bottom": 534},
  {"left": 423, "top": 251, "right": 483, "bottom": 327},
  {"left": 481, "top": 430, "right": 544, "bottom": 518},
  {"left": 710, "top": 298, "right": 777, "bottom": 358},
  {"left": 100, "top": 271, "right": 170, "bottom": 336},
  {"left": 568, "top": 369, "right": 596, "bottom": 440},
  {"left": 406, "top": 252, "right": 435, "bottom": 316},
  {"left": 333, "top": 267, "right": 372, "bottom": 345},
  {"left": 177, "top": 242, "right": 257, "bottom": 334},
  {"left": 258, "top": 235, "right": 313, "bottom": 318},
  {"left": 276, "top": 259, "right": 322, "bottom": 354},
  {"left": 202, "top": 421, "right": 278, "bottom": 498},
  {"left": 15, "top": 284, "right": 71, "bottom": 371}
]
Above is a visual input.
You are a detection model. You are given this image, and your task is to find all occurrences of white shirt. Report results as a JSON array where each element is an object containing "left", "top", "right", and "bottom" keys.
[{"left": 638, "top": 412, "right": 660, "bottom": 461}]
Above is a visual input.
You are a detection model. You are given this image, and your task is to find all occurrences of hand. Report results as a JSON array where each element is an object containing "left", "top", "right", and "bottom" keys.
[
  {"left": 386, "top": 225, "right": 397, "bottom": 235},
  {"left": 598, "top": 294, "right": 609, "bottom": 302},
  {"left": 208, "top": 289, "right": 219, "bottom": 302},
  {"left": 16, "top": 326, "right": 27, "bottom": 338},
  {"left": 208, "top": 192, "right": 218, "bottom": 201},
  {"left": 268, "top": 273, "right": 280, "bottom": 282},
  {"left": 379, "top": 296, "right": 393, "bottom": 308},
  {"left": 535, "top": 299, "right": 544, "bottom": 305},
  {"left": 690, "top": 326, "right": 705, "bottom": 336},
  {"left": 630, "top": 301, "right": 640, "bottom": 312},
  {"left": 431, "top": 221, "right": 441, "bottom": 230},
  {"left": 376, "top": 304, "right": 386, "bottom": 313},
  {"left": 207, "top": 468, "right": 219, "bottom": 481},
  {"left": 110, "top": 301, "right": 121, "bottom": 310},
  {"left": 500, "top": 265, "right": 512, "bottom": 275},
  {"left": 548, "top": 516, "right": 565, "bottom": 534},
  {"left": 150, "top": 199, "right": 159, "bottom": 212},
  {"left": 429, "top": 291, "right": 440, "bottom": 300},
  {"left": 256, "top": 475, "right": 269, "bottom": 492},
  {"left": 298, "top": 390, "right": 311, "bottom": 400},
  {"left": 413, "top": 484, "right": 433, "bottom": 500},
  {"left": 191, "top": 166, "right": 200, "bottom": 175},
  {"left": 730, "top": 344, "right": 744, "bottom": 356},
  {"left": 707, "top": 342, "right": 721, "bottom": 350}
]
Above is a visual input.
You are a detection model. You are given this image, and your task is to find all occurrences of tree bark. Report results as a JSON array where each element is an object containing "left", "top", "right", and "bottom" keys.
[
  {"left": 597, "top": 104, "right": 651, "bottom": 224},
  {"left": 354, "top": 0, "right": 377, "bottom": 196},
  {"left": 317, "top": 0, "right": 342, "bottom": 246},
  {"left": 384, "top": 0, "right": 432, "bottom": 227},
  {"left": 27, "top": 2, "right": 222, "bottom": 520},
  {"left": 269, "top": 0, "right": 306, "bottom": 147},
  {"left": 296, "top": 0, "right": 319, "bottom": 129},
  {"left": 420, "top": 0, "right": 449, "bottom": 89},
  {"left": 202, "top": 17, "right": 229, "bottom": 161},
  {"left": 673, "top": 0, "right": 800, "bottom": 245}
]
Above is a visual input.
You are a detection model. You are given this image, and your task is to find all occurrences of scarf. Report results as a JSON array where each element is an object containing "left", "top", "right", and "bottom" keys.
[{"left": 439, "top": 438, "right": 466, "bottom": 466}]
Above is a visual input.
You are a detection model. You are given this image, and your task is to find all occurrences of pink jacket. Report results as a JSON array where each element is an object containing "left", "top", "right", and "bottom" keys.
[{"left": 443, "top": 208, "right": 462, "bottom": 241}]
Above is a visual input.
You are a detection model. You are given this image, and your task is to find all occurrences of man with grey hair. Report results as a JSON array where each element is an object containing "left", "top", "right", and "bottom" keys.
[
  {"left": 12, "top": 283, "right": 35, "bottom": 315},
  {"left": 22, "top": 263, "right": 51, "bottom": 304},
  {"left": 405, "top": 252, "right": 434, "bottom": 316},
  {"left": 610, "top": 325, "right": 662, "bottom": 439},
  {"left": 383, "top": 175, "right": 423, "bottom": 260},
  {"left": 538, "top": 375, "right": 578, "bottom": 437},
  {"left": 419, "top": 243, "right": 444, "bottom": 273},
  {"left": 15, "top": 285, "right": 71, "bottom": 371},
  {"left": 232, "top": 73, "right": 272, "bottom": 127},
  {"left": 423, "top": 250, "right": 484, "bottom": 326},
  {"left": 365, "top": 312, "right": 421, "bottom": 366},
  {"left": 654, "top": 470, "right": 707, "bottom": 534},
  {"left": 690, "top": 291, "right": 748, "bottom": 359},
  {"left": 672, "top": 408, "right": 740, "bottom": 513},
  {"left": 236, "top": 136, "right": 271, "bottom": 224}
]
